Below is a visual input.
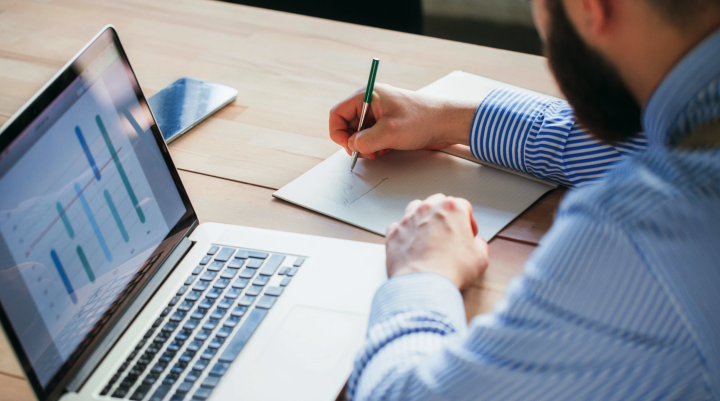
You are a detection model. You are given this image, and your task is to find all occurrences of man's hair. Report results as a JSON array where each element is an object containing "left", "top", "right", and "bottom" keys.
[{"left": 647, "top": 0, "right": 720, "bottom": 25}]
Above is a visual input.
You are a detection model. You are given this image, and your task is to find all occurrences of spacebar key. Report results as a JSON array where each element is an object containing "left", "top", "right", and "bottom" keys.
[{"left": 218, "top": 308, "right": 269, "bottom": 363}]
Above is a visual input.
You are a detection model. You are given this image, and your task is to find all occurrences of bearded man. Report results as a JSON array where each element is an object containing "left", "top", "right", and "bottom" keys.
[{"left": 328, "top": 0, "right": 720, "bottom": 399}]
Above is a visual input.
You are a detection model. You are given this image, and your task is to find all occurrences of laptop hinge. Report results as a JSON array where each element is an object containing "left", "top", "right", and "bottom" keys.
[{"left": 65, "top": 221, "right": 198, "bottom": 392}]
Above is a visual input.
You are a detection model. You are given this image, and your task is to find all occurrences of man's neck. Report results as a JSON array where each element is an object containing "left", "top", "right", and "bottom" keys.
[{"left": 615, "top": 9, "right": 720, "bottom": 108}]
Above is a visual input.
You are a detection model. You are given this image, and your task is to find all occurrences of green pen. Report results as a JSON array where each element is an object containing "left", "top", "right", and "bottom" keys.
[{"left": 350, "top": 58, "right": 380, "bottom": 172}]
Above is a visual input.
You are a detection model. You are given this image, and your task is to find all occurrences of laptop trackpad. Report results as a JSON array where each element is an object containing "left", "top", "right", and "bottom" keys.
[{"left": 254, "top": 305, "right": 366, "bottom": 400}]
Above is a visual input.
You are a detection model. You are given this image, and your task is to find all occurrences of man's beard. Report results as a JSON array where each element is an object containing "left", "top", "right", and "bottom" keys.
[{"left": 545, "top": 0, "right": 643, "bottom": 143}]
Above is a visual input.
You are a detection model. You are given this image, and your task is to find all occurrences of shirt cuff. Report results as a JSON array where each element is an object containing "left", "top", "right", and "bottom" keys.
[{"left": 368, "top": 272, "right": 467, "bottom": 331}]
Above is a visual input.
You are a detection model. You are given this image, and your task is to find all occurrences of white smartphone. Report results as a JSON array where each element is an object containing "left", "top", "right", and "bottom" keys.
[{"left": 147, "top": 78, "right": 238, "bottom": 143}]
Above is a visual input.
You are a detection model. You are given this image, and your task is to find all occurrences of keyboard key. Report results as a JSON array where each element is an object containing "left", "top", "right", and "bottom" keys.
[
  {"left": 201, "top": 375, "right": 220, "bottom": 388},
  {"left": 187, "top": 340, "right": 203, "bottom": 352},
  {"left": 207, "top": 261, "right": 224, "bottom": 272},
  {"left": 161, "top": 307, "right": 172, "bottom": 317},
  {"left": 162, "top": 322, "right": 179, "bottom": 332},
  {"left": 177, "top": 285, "right": 189, "bottom": 296},
  {"left": 177, "top": 381, "right": 194, "bottom": 394},
  {"left": 179, "top": 351, "right": 195, "bottom": 363},
  {"left": 278, "top": 266, "right": 290, "bottom": 275},
  {"left": 216, "top": 326, "right": 233, "bottom": 338},
  {"left": 170, "top": 311, "right": 187, "bottom": 322},
  {"left": 220, "top": 269, "right": 237, "bottom": 279},
  {"left": 207, "top": 246, "right": 219, "bottom": 255},
  {"left": 195, "top": 329, "right": 212, "bottom": 341},
  {"left": 171, "top": 361, "right": 187, "bottom": 374},
  {"left": 206, "top": 288, "right": 223, "bottom": 299},
  {"left": 246, "top": 285, "right": 263, "bottom": 296},
  {"left": 191, "top": 308, "right": 207, "bottom": 320},
  {"left": 286, "top": 267, "right": 299, "bottom": 277},
  {"left": 214, "top": 247, "right": 236, "bottom": 262},
  {"left": 192, "top": 359, "right": 209, "bottom": 372},
  {"left": 227, "top": 258, "right": 244, "bottom": 268},
  {"left": 201, "top": 348, "right": 217, "bottom": 360},
  {"left": 217, "top": 298, "right": 234, "bottom": 309},
  {"left": 280, "top": 276, "right": 291, "bottom": 286},
  {"left": 151, "top": 362, "right": 167, "bottom": 373},
  {"left": 183, "top": 319, "right": 200, "bottom": 330},
  {"left": 149, "top": 384, "right": 172, "bottom": 401},
  {"left": 169, "top": 296, "right": 181, "bottom": 306},
  {"left": 185, "top": 370, "right": 200, "bottom": 382},
  {"left": 265, "top": 286, "right": 283, "bottom": 296},
  {"left": 293, "top": 257, "right": 305, "bottom": 267},
  {"left": 256, "top": 295, "right": 277, "bottom": 309},
  {"left": 253, "top": 275, "right": 270, "bottom": 286},
  {"left": 231, "top": 305, "right": 248, "bottom": 317},
  {"left": 224, "top": 315, "right": 241, "bottom": 328},
  {"left": 249, "top": 251, "right": 268, "bottom": 259},
  {"left": 167, "top": 340, "right": 185, "bottom": 352},
  {"left": 209, "top": 362, "right": 231, "bottom": 377},
  {"left": 176, "top": 329, "right": 192, "bottom": 341},
  {"left": 232, "top": 278, "right": 249, "bottom": 289},
  {"left": 193, "top": 265, "right": 204, "bottom": 275},
  {"left": 198, "top": 298, "right": 215, "bottom": 309},
  {"left": 224, "top": 288, "right": 242, "bottom": 299},
  {"left": 170, "top": 393, "right": 186, "bottom": 401},
  {"left": 246, "top": 258, "right": 263, "bottom": 268},
  {"left": 213, "top": 278, "right": 230, "bottom": 289},
  {"left": 178, "top": 301, "right": 194, "bottom": 312},
  {"left": 152, "top": 317, "right": 163, "bottom": 328},
  {"left": 203, "top": 319, "right": 220, "bottom": 330},
  {"left": 192, "top": 387, "right": 213, "bottom": 400},
  {"left": 238, "top": 295, "right": 255, "bottom": 306},
  {"left": 259, "top": 254, "right": 285, "bottom": 276},
  {"left": 185, "top": 291, "right": 202, "bottom": 302},
  {"left": 163, "top": 372, "right": 180, "bottom": 385},
  {"left": 210, "top": 308, "right": 226, "bottom": 320},
  {"left": 199, "top": 271, "right": 216, "bottom": 281},
  {"left": 238, "top": 268, "right": 256, "bottom": 279},
  {"left": 111, "top": 388, "right": 128, "bottom": 398},
  {"left": 184, "top": 275, "right": 195, "bottom": 285},
  {"left": 234, "top": 250, "right": 250, "bottom": 259},
  {"left": 218, "top": 308, "right": 269, "bottom": 363},
  {"left": 193, "top": 281, "right": 210, "bottom": 291},
  {"left": 130, "top": 384, "right": 151, "bottom": 400},
  {"left": 208, "top": 337, "right": 225, "bottom": 349},
  {"left": 199, "top": 255, "right": 211, "bottom": 265},
  {"left": 142, "top": 372, "right": 159, "bottom": 385}
]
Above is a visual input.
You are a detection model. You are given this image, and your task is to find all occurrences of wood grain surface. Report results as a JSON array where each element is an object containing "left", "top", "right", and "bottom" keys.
[{"left": 0, "top": 0, "right": 566, "bottom": 399}]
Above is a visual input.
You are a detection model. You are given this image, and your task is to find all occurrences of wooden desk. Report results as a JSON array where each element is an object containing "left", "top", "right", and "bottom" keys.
[{"left": 0, "top": 0, "right": 566, "bottom": 399}]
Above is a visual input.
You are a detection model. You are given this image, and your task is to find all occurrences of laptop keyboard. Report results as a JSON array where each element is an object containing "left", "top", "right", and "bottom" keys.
[{"left": 100, "top": 245, "right": 305, "bottom": 401}]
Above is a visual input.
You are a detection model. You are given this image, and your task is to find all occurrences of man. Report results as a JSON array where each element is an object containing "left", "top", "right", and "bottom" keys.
[{"left": 328, "top": 0, "right": 720, "bottom": 399}]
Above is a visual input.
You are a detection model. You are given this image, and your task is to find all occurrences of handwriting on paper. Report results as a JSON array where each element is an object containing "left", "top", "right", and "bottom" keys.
[{"left": 334, "top": 177, "right": 389, "bottom": 206}]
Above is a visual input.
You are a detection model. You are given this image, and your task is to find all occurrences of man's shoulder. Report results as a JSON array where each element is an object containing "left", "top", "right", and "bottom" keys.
[{"left": 558, "top": 146, "right": 720, "bottom": 228}]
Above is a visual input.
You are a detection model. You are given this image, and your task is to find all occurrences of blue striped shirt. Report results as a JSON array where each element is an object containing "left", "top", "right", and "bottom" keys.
[{"left": 347, "top": 28, "right": 720, "bottom": 401}]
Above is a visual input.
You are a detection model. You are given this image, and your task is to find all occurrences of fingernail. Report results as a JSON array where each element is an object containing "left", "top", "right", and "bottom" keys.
[{"left": 348, "top": 139, "right": 356, "bottom": 153}]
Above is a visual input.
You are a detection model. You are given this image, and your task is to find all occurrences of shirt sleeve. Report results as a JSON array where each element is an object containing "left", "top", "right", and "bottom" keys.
[
  {"left": 469, "top": 88, "right": 647, "bottom": 187},
  {"left": 346, "top": 210, "right": 706, "bottom": 400}
]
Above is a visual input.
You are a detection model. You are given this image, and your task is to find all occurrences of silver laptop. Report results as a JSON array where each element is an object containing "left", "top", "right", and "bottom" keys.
[{"left": 0, "top": 26, "right": 386, "bottom": 401}]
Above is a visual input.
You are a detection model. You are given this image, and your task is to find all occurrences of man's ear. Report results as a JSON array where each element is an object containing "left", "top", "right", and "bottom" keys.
[{"left": 564, "top": 0, "right": 613, "bottom": 39}]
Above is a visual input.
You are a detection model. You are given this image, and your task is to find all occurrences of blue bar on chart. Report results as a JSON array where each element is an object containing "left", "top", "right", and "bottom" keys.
[
  {"left": 50, "top": 249, "right": 77, "bottom": 304},
  {"left": 75, "top": 126, "right": 101, "bottom": 181},
  {"left": 74, "top": 182, "right": 112, "bottom": 262}
]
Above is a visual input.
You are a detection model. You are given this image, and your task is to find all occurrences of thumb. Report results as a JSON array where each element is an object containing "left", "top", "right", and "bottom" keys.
[{"left": 350, "top": 119, "right": 394, "bottom": 155}]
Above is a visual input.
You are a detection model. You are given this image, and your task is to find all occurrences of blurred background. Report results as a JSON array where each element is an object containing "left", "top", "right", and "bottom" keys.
[{"left": 220, "top": 0, "right": 542, "bottom": 55}]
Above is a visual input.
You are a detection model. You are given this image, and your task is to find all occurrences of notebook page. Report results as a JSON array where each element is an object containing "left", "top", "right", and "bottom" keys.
[{"left": 274, "top": 149, "right": 555, "bottom": 239}]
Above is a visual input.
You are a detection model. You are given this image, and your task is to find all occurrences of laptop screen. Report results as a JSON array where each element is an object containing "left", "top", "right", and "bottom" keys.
[{"left": 0, "top": 28, "right": 195, "bottom": 399}]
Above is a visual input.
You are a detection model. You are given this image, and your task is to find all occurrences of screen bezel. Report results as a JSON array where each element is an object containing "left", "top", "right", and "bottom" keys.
[{"left": 0, "top": 26, "right": 198, "bottom": 401}]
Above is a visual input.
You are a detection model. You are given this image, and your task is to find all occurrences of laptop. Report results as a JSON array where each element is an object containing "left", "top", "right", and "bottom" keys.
[{"left": 0, "top": 26, "right": 386, "bottom": 401}]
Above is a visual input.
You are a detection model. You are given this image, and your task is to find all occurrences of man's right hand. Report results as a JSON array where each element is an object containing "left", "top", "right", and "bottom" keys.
[{"left": 329, "top": 83, "right": 478, "bottom": 159}]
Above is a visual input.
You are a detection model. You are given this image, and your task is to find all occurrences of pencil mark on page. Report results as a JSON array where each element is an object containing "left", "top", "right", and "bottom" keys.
[{"left": 330, "top": 177, "right": 389, "bottom": 207}]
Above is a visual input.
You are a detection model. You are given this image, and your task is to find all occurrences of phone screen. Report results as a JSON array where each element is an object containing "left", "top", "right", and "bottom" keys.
[{"left": 147, "top": 78, "right": 237, "bottom": 143}]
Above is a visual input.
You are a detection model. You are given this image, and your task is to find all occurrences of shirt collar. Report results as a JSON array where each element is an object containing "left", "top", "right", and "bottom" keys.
[{"left": 643, "top": 27, "right": 720, "bottom": 147}]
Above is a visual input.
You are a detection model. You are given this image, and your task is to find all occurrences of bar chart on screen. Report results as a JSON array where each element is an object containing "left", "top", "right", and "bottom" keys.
[{"left": 0, "top": 79, "right": 169, "bottom": 338}]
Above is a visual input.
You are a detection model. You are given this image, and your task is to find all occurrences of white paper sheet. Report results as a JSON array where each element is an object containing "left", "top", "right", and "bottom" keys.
[
  {"left": 274, "top": 150, "right": 555, "bottom": 239},
  {"left": 273, "top": 71, "right": 560, "bottom": 239}
]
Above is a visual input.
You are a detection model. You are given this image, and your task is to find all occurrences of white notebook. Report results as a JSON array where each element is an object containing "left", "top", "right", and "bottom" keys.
[{"left": 273, "top": 71, "right": 559, "bottom": 239}]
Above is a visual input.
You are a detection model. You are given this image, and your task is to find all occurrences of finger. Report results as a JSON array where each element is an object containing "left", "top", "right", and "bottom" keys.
[
  {"left": 329, "top": 91, "right": 367, "bottom": 151},
  {"left": 451, "top": 197, "right": 478, "bottom": 236},
  {"left": 386, "top": 222, "right": 400, "bottom": 238},
  {"left": 351, "top": 119, "right": 396, "bottom": 155},
  {"left": 404, "top": 199, "right": 422, "bottom": 217}
]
